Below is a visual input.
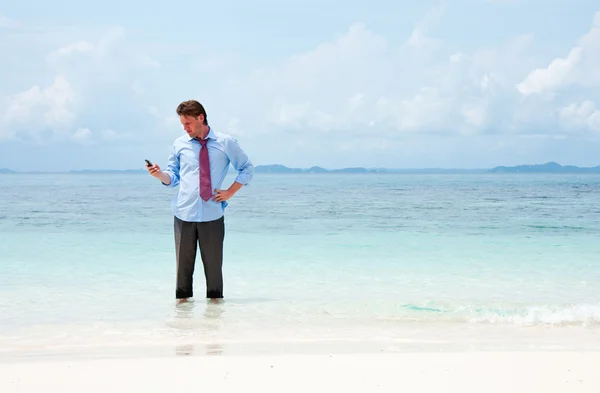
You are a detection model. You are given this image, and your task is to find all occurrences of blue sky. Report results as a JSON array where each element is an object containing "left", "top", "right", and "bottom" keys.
[{"left": 1, "top": 0, "right": 600, "bottom": 171}]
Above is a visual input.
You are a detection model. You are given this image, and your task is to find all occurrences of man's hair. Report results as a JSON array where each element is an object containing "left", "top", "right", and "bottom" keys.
[{"left": 176, "top": 100, "right": 208, "bottom": 125}]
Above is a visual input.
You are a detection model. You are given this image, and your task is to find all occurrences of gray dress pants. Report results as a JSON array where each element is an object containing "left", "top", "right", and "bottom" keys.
[{"left": 174, "top": 215, "right": 225, "bottom": 299}]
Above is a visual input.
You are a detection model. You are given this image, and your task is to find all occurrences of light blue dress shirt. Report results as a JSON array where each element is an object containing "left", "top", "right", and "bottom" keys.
[{"left": 162, "top": 128, "right": 254, "bottom": 222}]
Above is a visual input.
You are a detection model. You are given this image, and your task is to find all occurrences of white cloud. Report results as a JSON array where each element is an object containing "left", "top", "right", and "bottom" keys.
[
  {"left": 462, "top": 100, "right": 488, "bottom": 128},
  {"left": 231, "top": 13, "right": 537, "bottom": 140},
  {"left": 46, "top": 41, "right": 97, "bottom": 62},
  {"left": 217, "top": 7, "right": 600, "bottom": 146},
  {"left": 1, "top": 75, "right": 76, "bottom": 140},
  {"left": 517, "top": 11, "right": 600, "bottom": 96},
  {"left": 268, "top": 100, "right": 313, "bottom": 129},
  {"left": 2, "top": 4, "right": 600, "bottom": 169},
  {"left": 559, "top": 101, "right": 600, "bottom": 133},
  {"left": 0, "top": 24, "right": 164, "bottom": 143},
  {"left": 66, "top": 126, "right": 137, "bottom": 146},
  {"left": 516, "top": 47, "right": 583, "bottom": 96},
  {"left": 46, "top": 26, "right": 125, "bottom": 64},
  {"left": 375, "top": 87, "right": 450, "bottom": 133},
  {"left": 72, "top": 126, "right": 93, "bottom": 145},
  {"left": 408, "top": 2, "right": 447, "bottom": 48},
  {"left": 509, "top": 11, "right": 600, "bottom": 140}
]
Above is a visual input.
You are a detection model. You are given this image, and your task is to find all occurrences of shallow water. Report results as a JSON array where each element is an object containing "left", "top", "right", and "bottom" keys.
[{"left": 1, "top": 172, "right": 600, "bottom": 357}]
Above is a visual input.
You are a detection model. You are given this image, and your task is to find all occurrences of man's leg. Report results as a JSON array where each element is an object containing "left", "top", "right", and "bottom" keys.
[
  {"left": 174, "top": 216, "right": 198, "bottom": 301},
  {"left": 197, "top": 216, "right": 225, "bottom": 299}
]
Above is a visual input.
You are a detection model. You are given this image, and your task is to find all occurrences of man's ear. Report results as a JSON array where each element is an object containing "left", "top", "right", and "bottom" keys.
[{"left": 198, "top": 114, "right": 204, "bottom": 123}]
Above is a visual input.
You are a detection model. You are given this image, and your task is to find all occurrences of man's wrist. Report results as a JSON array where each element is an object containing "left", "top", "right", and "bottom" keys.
[
  {"left": 227, "top": 182, "right": 243, "bottom": 194},
  {"left": 159, "top": 171, "right": 171, "bottom": 185}
]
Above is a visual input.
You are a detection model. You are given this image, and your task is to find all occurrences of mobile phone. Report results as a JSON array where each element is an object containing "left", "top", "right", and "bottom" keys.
[{"left": 145, "top": 159, "right": 153, "bottom": 167}]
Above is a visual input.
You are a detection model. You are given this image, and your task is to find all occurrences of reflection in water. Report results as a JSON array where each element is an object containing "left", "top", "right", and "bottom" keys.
[
  {"left": 171, "top": 300, "right": 197, "bottom": 329},
  {"left": 176, "top": 344, "right": 194, "bottom": 356},
  {"left": 170, "top": 299, "right": 225, "bottom": 356},
  {"left": 175, "top": 342, "right": 223, "bottom": 356},
  {"left": 203, "top": 299, "right": 225, "bottom": 328},
  {"left": 202, "top": 300, "right": 225, "bottom": 355},
  {"left": 206, "top": 343, "right": 223, "bottom": 355}
]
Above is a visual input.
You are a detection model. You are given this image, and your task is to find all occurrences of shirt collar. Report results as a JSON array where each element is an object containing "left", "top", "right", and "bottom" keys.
[{"left": 188, "top": 126, "right": 215, "bottom": 142}]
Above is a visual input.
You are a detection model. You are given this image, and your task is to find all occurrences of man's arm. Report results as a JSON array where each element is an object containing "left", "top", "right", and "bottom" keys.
[
  {"left": 213, "top": 137, "right": 254, "bottom": 202},
  {"left": 156, "top": 171, "right": 172, "bottom": 185},
  {"left": 227, "top": 181, "right": 244, "bottom": 194},
  {"left": 227, "top": 137, "right": 254, "bottom": 190},
  {"left": 148, "top": 144, "right": 180, "bottom": 187}
]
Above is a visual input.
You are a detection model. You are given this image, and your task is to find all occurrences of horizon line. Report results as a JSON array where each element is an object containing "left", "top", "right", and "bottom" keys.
[{"left": 1, "top": 161, "right": 600, "bottom": 174}]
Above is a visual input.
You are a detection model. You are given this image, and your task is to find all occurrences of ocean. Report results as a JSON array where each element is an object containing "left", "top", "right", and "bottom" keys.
[{"left": 1, "top": 172, "right": 599, "bottom": 359}]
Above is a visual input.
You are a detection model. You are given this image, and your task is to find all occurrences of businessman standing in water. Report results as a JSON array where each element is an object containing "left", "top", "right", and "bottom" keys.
[{"left": 147, "top": 100, "right": 254, "bottom": 304}]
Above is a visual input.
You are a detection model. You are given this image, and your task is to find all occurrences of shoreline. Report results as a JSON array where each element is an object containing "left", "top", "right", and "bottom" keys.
[
  {"left": 2, "top": 333, "right": 600, "bottom": 364},
  {"left": 1, "top": 351, "right": 599, "bottom": 392},
  {"left": 3, "top": 318, "right": 599, "bottom": 364}
]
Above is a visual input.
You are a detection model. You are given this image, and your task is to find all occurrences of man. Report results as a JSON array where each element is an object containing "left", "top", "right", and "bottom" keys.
[{"left": 147, "top": 100, "right": 254, "bottom": 304}]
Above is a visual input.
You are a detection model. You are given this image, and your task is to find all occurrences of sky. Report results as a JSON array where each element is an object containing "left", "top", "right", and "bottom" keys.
[{"left": 1, "top": 0, "right": 600, "bottom": 171}]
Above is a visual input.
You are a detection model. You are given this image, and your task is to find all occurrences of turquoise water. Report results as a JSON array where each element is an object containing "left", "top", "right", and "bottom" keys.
[{"left": 1, "top": 172, "right": 600, "bottom": 357}]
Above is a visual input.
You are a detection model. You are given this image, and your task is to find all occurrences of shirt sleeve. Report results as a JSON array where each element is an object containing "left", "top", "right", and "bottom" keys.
[
  {"left": 227, "top": 137, "right": 254, "bottom": 186},
  {"left": 162, "top": 143, "right": 180, "bottom": 187}
]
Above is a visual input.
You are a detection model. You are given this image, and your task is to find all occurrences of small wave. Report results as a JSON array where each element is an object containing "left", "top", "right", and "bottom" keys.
[
  {"left": 400, "top": 304, "right": 444, "bottom": 313},
  {"left": 469, "top": 304, "right": 600, "bottom": 326},
  {"left": 524, "top": 224, "right": 588, "bottom": 231},
  {"left": 396, "top": 302, "right": 600, "bottom": 327},
  {"left": 518, "top": 195, "right": 555, "bottom": 199}
]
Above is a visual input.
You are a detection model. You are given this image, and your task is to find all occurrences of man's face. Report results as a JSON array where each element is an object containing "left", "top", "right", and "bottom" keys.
[{"left": 180, "top": 115, "right": 204, "bottom": 138}]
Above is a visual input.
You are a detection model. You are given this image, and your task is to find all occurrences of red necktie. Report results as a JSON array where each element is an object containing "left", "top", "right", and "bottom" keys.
[{"left": 198, "top": 138, "right": 212, "bottom": 201}]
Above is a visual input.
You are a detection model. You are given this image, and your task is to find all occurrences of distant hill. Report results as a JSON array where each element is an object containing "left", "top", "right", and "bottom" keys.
[
  {"left": 256, "top": 162, "right": 600, "bottom": 174},
  {"left": 254, "top": 164, "right": 486, "bottom": 174},
  {"left": 489, "top": 162, "right": 600, "bottom": 173},
  {"left": 255, "top": 164, "right": 389, "bottom": 173},
  {"left": 2, "top": 162, "right": 599, "bottom": 174},
  {"left": 255, "top": 164, "right": 306, "bottom": 173}
]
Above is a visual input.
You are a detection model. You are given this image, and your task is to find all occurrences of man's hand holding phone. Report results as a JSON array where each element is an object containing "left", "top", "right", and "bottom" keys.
[
  {"left": 145, "top": 159, "right": 159, "bottom": 176},
  {"left": 145, "top": 159, "right": 171, "bottom": 185}
]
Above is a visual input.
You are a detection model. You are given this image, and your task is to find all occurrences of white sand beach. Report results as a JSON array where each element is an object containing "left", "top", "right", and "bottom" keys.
[{"left": 1, "top": 351, "right": 599, "bottom": 393}]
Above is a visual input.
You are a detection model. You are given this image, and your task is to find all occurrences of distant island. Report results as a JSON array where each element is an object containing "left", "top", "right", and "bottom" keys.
[
  {"left": 489, "top": 162, "right": 600, "bottom": 173},
  {"left": 253, "top": 164, "right": 486, "bottom": 174},
  {"left": 254, "top": 162, "right": 600, "bottom": 174},
  {"left": 1, "top": 162, "right": 600, "bottom": 174},
  {"left": 255, "top": 164, "right": 379, "bottom": 173}
]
